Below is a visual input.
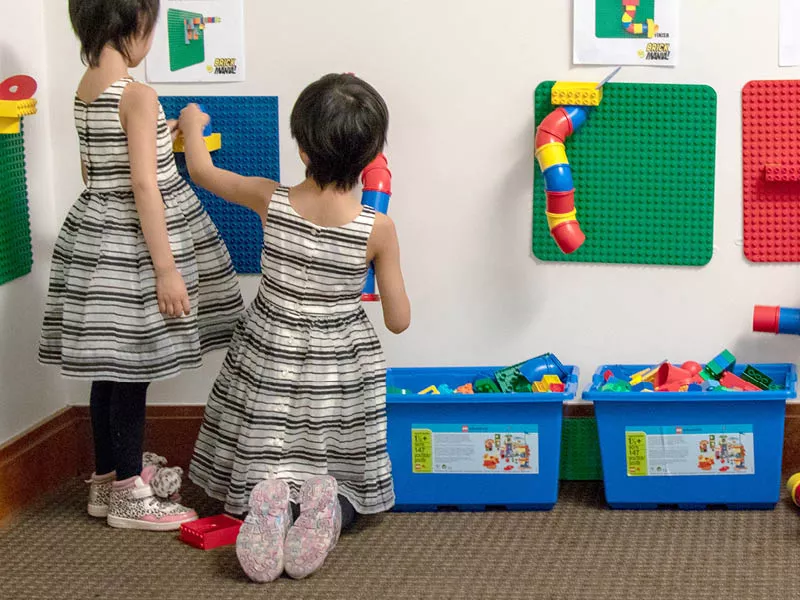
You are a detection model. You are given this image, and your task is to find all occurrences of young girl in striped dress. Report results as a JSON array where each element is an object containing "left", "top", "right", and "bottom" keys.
[
  {"left": 180, "top": 73, "right": 411, "bottom": 581},
  {"left": 39, "top": 0, "right": 243, "bottom": 530}
]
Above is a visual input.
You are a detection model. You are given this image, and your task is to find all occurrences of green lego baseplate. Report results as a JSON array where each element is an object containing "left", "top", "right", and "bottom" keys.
[
  {"left": 560, "top": 417, "right": 603, "bottom": 481},
  {"left": 168, "top": 8, "right": 205, "bottom": 72},
  {"left": 533, "top": 81, "right": 717, "bottom": 266},
  {"left": 0, "top": 125, "right": 33, "bottom": 285}
]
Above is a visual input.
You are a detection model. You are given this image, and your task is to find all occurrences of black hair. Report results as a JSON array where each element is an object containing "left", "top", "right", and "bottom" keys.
[
  {"left": 69, "top": 0, "right": 160, "bottom": 67},
  {"left": 290, "top": 73, "right": 389, "bottom": 192}
]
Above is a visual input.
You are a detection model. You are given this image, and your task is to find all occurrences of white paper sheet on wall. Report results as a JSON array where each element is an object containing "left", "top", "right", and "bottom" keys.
[
  {"left": 145, "top": 0, "right": 245, "bottom": 83},
  {"left": 780, "top": 0, "right": 800, "bottom": 66},
  {"left": 573, "top": 0, "right": 679, "bottom": 66}
]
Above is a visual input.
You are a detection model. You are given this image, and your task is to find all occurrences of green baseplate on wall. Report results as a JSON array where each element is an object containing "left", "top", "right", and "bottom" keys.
[
  {"left": 0, "top": 126, "right": 33, "bottom": 285},
  {"left": 533, "top": 81, "right": 717, "bottom": 266}
]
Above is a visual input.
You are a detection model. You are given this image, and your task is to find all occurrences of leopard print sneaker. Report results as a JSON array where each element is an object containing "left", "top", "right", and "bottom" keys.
[
  {"left": 87, "top": 471, "right": 115, "bottom": 518},
  {"left": 107, "top": 473, "right": 197, "bottom": 531}
]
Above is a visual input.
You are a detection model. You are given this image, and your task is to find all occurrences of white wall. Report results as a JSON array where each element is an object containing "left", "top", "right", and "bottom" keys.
[
  {"left": 0, "top": 0, "right": 66, "bottom": 443},
  {"left": 5, "top": 1, "right": 800, "bottom": 438}
]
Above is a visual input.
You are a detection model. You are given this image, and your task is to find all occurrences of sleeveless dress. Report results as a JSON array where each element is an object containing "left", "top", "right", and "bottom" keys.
[
  {"left": 189, "top": 187, "right": 395, "bottom": 515},
  {"left": 39, "top": 78, "right": 244, "bottom": 381}
]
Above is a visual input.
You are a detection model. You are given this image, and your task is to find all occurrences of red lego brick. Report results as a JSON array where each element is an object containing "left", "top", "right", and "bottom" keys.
[
  {"left": 549, "top": 383, "right": 565, "bottom": 392},
  {"left": 719, "top": 371, "right": 761, "bottom": 392},
  {"left": 742, "top": 81, "right": 800, "bottom": 262},
  {"left": 179, "top": 514, "right": 242, "bottom": 550},
  {"left": 764, "top": 163, "right": 800, "bottom": 182}
]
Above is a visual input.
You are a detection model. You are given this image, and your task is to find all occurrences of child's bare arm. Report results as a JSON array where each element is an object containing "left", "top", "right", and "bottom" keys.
[
  {"left": 371, "top": 213, "right": 410, "bottom": 334},
  {"left": 179, "top": 104, "right": 276, "bottom": 223},
  {"left": 120, "top": 83, "right": 190, "bottom": 317}
]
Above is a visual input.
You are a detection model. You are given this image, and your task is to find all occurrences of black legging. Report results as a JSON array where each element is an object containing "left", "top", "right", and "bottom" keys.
[
  {"left": 291, "top": 495, "right": 357, "bottom": 531},
  {"left": 90, "top": 381, "right": 150, "bottom": 480}
]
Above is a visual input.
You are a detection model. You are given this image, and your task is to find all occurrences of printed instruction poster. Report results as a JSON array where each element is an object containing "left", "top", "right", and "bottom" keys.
[
  {"left": 411, "top": 424, "right": 539, "bottom": 474},
  {"left": 574, "top": 0, "right": 679, "bottom": 66},
  {"left": 146, "top": 0, "right": 245, "bottom": 83},
  {"left": 625, "top": 425, "right": 755, "bottom": 477},
  {"left": 780, "top": 0, "right": 800, "bottom": 66}
]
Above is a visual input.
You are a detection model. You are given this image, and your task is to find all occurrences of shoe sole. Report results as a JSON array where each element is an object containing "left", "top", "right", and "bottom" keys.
[
  {"left": 237, "top": 479, "right": 291, "bottom": 583},
  {"left": 88, "top": 504, "right": 108, "bottom": 518},
  {"left": 107, "top": 513, "right": 197, "bottom": 531},
  {"left": 284, "top": 476, "right": 340, "bottom": 579}
]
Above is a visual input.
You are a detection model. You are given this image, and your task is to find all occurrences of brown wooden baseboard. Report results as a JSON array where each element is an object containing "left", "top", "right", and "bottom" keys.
[
  {"left": 3, "top": 403, "right": 800, "bottom": 522},
  {"left": 0, "top": 407, "right": 82, "bottom": 524}
]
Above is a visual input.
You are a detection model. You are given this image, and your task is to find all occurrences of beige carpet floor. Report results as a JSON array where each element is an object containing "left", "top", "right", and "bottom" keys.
[{"left": 2, "top": 479, "right": 800, "bottom": 600}]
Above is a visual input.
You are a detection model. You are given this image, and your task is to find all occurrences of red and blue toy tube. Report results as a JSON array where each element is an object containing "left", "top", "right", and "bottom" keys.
[
  {"left": 753, "top": 305, "right": 800, "bottom": 336},
  {"left": 361, "top": 153, "right": 392, "bottom": 302}
]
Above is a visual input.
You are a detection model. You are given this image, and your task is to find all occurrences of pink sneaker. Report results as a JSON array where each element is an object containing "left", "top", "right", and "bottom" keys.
[
  {"left": 106, "top": 467, "right": 197, "bottom": 531},
  {"left": 284, "top": 476, "right": 342, "bottom": 579},
  {"left": 236, "top": 479, "right": 293, "bottom": 583},
  {"left": 86, "top": 471, "right": 115, "bottom": 518}
]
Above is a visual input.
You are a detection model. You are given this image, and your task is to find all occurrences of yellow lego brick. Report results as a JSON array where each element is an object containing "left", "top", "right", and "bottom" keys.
[
  {"left": 533, "top": 381, "right": 550, "bottom": 392},
  {"left": 550, "top": 82, "right": 602, "bottom": 107},
  {"left": 0, "top": 99, "right": 38, "bottom": 118},
  {"left": 419, "top": 385, "right": 440, "bottom": 395},
  {"left": 173, "top": 132, "right": 222, "bottom": 153},
  {"left": 541, "top": 375, "right": 562, "bottom": 385}
]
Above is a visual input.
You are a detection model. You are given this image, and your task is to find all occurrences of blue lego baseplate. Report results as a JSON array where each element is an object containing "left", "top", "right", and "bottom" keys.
[{"left": 160, "top": 96, "right": 280, "bottom": 274}]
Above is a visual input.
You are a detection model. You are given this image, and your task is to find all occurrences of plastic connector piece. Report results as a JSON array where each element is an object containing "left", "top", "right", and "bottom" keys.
[
  {"left": 0, "top": 99, "right": 38, "bottom": 135},
  {"left": 550, "top": 82, "right": 603, "bottom": 107},
  {"left": 753, "top": 305, "right": 800, "bottom": 336},
  {"left": 360, "top": 153, "right": 392, "bottom": 302}
]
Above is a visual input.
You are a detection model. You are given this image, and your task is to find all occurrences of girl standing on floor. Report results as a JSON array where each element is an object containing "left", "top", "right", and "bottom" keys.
[
  {"left": 39, "top": 0, "right": 244, "bottom": 530},
  {"left": 181, "top": 73, "right": 410, "bottom": 581}
]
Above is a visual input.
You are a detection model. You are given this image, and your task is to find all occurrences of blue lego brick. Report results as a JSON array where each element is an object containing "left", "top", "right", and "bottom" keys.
[{"left": 160, "top": 96, "right": 280, "bottom": 274}]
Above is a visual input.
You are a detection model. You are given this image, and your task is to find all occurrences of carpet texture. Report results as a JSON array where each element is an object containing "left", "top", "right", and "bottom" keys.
[{"left": 2, "top": 479, "right": 800, "bottom": 600}]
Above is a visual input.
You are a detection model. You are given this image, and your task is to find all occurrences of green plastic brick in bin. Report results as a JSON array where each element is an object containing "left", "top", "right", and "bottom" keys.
[
  {"left": 0, "top": 127, "right": 33, "bottom": 285},
  {"left": 533, "top": 81, "right": 717, "bottom": 265},
  {"left": 560, "top": 417, "right": 603, "bottom": 481}
]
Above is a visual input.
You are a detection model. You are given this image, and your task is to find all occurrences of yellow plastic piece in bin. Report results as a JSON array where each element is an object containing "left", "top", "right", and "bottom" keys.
[
  {"left": 0, "top": 99, "right": 38, "bottom": 134},
  {"left": 541, "top": 375, "right": 562, "bottom": 385},
  {"left": 419, "top": 385, "right": 440, "bottom": 395},
  {"left": 173, "top": 132, "right": 222, "bottom": 153},
  {"left": 550, "top": 82, "right": 603, "bottom": 107},
  {"left": 533, "top": 381, "right": 550, "bottom": 392}
]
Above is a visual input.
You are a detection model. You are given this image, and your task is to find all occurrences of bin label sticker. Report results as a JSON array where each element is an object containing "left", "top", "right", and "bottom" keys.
[
  {"left": 411, "top": 424, "right": 539, "bottom": 474},
  {"left": 624, "top": 425, "right": 755, "bottom": 476}
]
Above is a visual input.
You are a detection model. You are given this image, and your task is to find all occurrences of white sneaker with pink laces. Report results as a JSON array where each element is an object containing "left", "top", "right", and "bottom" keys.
[{"left": 106, "top": 467, "right": 197, "bottom": 531}]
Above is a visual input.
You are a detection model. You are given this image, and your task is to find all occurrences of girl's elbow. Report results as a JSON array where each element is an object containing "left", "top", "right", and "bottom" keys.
[{"left": 386, "top": 320, "right": 409, "bottom": 335}]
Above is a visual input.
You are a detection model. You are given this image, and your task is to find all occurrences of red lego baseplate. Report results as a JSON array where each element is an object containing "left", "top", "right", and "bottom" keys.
[{"left": 742, "top": 80, "right": 800, "bottom": 262}]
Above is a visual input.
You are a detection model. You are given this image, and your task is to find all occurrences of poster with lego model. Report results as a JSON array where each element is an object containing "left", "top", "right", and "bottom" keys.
[
  {"left": 625, "top": 425, "right": 755, "bottom": 477},
  {"left": 411, "top": 424, "right": 539, "bottom": 474},
  {"left": 780, "top": 0, "right": 800, "bottom": 66},
  {"left": 146, "top": 0, "right": 245, "bottom": 83},
  {"left": 573, "top": 0, "right": 679, "bottom": 66}
]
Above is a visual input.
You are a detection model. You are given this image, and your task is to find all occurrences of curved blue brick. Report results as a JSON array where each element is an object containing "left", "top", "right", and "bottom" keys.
[{"left": 542, "top": 164, "right": 574, "bottom": 192}]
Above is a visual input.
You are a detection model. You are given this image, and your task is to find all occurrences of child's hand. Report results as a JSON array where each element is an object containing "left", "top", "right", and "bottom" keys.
[
  {"left": 155, "top": 266, "right": 191, "bottom": 317},
  {"left": 178, "top": 104, "right": 209, "bottom": 136},
  {"left": 166, "top": 119, "right": 180, "bottom": 143}
]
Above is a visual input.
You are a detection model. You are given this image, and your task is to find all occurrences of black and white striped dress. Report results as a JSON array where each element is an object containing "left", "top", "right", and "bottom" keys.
[
  {"left": 39, "top": 78, "right": 244, "bottom": 381},
  {"left": 189, "top": 187, "right": 394, "bottom": 515}
]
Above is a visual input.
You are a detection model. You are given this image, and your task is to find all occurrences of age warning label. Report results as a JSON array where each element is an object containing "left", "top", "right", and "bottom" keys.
[
  {"left": 411, "top": 424, "right": 539, "bottom": 474},
  {"left": 625, "top": 425, "right": 755, "bottom": 476}
]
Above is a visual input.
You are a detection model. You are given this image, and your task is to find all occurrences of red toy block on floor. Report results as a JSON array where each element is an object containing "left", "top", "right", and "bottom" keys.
[{"left": 180, "top": 514, "right": 243, "bottom": 550}]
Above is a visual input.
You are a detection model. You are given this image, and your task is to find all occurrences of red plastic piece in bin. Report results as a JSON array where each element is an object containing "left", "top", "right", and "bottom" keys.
[{"left": 180, "top": 514, "right": 242, "bottom": 550}]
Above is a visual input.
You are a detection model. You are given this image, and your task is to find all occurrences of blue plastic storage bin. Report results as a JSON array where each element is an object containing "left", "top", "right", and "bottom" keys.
[
  {"left": 584, "top": 363, "right": 797, "bottom": 510},
  {"left": 385, "top": 365, "right": 579, "bottom": 511}
]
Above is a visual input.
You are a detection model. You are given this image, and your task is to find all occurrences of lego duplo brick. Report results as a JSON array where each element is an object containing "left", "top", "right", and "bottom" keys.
[
  {"left": 595, "top": 0, "right": 656, "bottom": 39},
  {"left": 161, "top": 96, "right": 279, "bottom": 274},
  {"left": 0, "top": 125, "right": 33, "bottom": 284},
  {"left": 533, "top": 81, "right": 717, "bottom": 266},
  {"left": 167, "top": 8, "right": 205, "bottom": 72},
  {"left": 742, "top": 80, "right": 800, "bottom": 262}
]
